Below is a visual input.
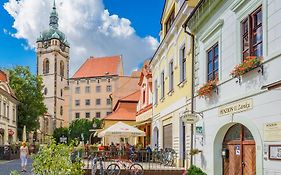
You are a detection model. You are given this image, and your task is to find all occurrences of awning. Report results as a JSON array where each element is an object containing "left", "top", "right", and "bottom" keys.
[{"left": 98, "top": 122, "right": 146, "bottom": 138}]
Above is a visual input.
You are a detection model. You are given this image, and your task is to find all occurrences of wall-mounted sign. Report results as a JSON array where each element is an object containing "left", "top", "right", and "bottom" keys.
[
  {"left": 269, "top": 145, "right": 281, "bottom": 160},
  {"left": 264, "top": 122, "right": 281, "bottom": 142},
  {"left": 235, "top": 145, "right": 240, "bottom": 155},
  {"left": 182, "top": 112, "right": 199, "bottom": 124},
  {"left": 219, "top": 98, "right": 253, "bottom": 116},
  {"left": 196, "top": 126, "right": 203, "bottom": 134}
]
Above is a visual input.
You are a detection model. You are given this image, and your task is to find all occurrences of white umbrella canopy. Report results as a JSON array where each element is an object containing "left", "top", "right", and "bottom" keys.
[
  {"left": 22, "top": 125, "right": 27, "bottom": 142},
  {"left": 98, "top": 122, "right": 146, "bottom": 138}
]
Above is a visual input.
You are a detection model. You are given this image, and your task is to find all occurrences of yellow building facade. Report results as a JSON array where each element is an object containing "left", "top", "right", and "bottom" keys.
[{"left": 150, "top": 0, "right": 198, "bottom": 168}]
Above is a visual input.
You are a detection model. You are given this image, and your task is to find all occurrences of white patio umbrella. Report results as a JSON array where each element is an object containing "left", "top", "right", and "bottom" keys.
[
  {"left": 98, "top": 122, "right": 146, "bottom": 138},
  {"left": 22, "top": 125, "right": 27, "bottom": 142}
]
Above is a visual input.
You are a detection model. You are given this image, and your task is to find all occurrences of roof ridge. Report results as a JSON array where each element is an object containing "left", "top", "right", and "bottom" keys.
[{"left": 120, "top": 90, "right": 140, "bottom": 101}]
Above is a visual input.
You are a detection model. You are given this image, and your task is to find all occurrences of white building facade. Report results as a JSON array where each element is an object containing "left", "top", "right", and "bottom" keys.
[{"left": 185, "top": 0, "right": 281, "bottom": 174}]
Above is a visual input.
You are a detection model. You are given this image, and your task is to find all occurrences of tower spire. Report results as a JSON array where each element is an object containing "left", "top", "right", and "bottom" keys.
[{"left": 49, "top": 0, "right": 58, "bottom": 29}]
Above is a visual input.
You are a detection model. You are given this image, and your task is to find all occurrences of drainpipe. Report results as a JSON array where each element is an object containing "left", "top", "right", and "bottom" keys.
[{"left": 183, "top": 23, "right": 195, "bottom": 166}]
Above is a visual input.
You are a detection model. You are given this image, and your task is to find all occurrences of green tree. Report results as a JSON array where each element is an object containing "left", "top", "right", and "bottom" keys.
[
  {"left": 32, "top": 139, "right": 84, "bottom": 175},
  {"left": 53, "top": 127, "right": 69, "bottom": 144},
  {"left": 8, "top": 66, "right": 46, "bottom": 139},
  {"left": 69, "top": 119, "right": 93, "bottom": 143}
]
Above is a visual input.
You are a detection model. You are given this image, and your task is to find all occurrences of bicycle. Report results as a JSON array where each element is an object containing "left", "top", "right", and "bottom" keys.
[
  {"left": 88, "top": 154, "right": 106, "bottom": 175},
  {"left": 107, "top": 158, "right": 144, "bottom": 175}
]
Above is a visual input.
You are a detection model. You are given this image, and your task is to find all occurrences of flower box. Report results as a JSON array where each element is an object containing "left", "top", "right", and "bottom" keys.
[
  {"left": 230, "top": 56, "right": 262, "bottom": 78},
  {"left": 197, "top": 79, "right": 218, "bottom": 98}
]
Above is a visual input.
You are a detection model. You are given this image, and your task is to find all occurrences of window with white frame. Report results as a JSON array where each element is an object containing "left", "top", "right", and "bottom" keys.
[
  {"left": 169, "top": 60, "right": 174, "bottom": 92},
  {"left": 161, "top": 71, "right": 165, "bottom": 99},
  {"left": 207, "top": 43, "right": 219, "bottom": 81},
  {"left": 241, "top": 6, "right": 263, "bottom": 60},
  {"left": 180, "top": 45, "right": 186, "bottom": 82},
  {"left": 75, "top": 87, "right": 80, "bottom": 94},
  {"left": 154, "top": 79, "right": 158, "bottom": 104}
]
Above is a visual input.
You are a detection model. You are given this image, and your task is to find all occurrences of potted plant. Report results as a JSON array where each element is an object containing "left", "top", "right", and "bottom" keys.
[
  {"left": 230, "top": 56, "right": 262, "bottom": 78},
  {"left": 197, "top": 79, "right": 218, "bottom": 98},
  {"left": 189, "top": 148, "right": 202, "bottom": 156}
]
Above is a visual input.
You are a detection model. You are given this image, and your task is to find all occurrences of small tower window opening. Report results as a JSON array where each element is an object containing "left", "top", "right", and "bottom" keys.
[
  {"left": 60, "top": 106, "right": 63, "bottom": 116},
  {"left": 43, "top": 58, "right": 50, "bottom": 74},
  {"left": 44, "top": 88, "right": 48, "bottom": 95},
  {"left": 60, "top": 61, "right": 64, "bottom": 77}
]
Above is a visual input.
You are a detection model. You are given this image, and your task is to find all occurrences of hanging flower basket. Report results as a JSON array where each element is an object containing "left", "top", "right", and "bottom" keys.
[
  {"left": 230, "top": 56, "right": 262, "bottom": 78},
  {"left": 8, "top": 129, "right": 15, "bottom": 136},
  {"left": 197, "top": 79, "right": 218, "bottom": 98}
]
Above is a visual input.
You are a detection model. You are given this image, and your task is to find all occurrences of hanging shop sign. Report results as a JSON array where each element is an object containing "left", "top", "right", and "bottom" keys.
[
  {"left": 264, "top": 122, "right": 281, "bottom": 142},
  {"left": 219, "top": 98, "right": 253, "bottom": 116},
  {"left": 182, "top": 111, "right": 200, "bottom": 124}
]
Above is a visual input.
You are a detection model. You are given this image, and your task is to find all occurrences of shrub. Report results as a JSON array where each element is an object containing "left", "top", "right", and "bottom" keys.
[
  {"left": 187, "top": 165, "right": 207, "bottom": 175},
  {"left": 32, "top": 139, "right": 84, "bottom": 175}
]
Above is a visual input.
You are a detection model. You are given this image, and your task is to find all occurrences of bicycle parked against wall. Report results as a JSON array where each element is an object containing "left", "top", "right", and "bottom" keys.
[{"left": 107, "top": 158, "right": 144, "bottom": 175}]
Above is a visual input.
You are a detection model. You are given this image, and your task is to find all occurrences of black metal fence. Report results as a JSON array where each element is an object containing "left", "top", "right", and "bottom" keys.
[{"left": 83, "top": 149, "right": 185, "bottom": 173}]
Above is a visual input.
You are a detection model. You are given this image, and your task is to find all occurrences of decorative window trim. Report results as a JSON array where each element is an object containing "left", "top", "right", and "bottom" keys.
[{"left": 199, "top": 19, "right": 224, "bottom": 42}]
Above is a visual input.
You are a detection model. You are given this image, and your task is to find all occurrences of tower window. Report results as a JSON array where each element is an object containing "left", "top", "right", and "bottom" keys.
[
  {"left": 60, "top": 106, "right": 63, "bottom": 116},
  {"left": 60, "top": 61, "right": 64, "bottom": 77},
  {"left": 44, "top": 88, "right": 48, "bottom": 95},
  {"left": 43, "top": 58, "right": 50, "bottom": 74},
  {"left": 61, "top": 89, "right": 63, "bottom": 97}
]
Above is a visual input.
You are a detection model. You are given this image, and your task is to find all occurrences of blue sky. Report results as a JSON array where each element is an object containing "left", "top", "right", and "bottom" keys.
[{"left": 0, "top": 0, "right": 164, "bottom": 74}]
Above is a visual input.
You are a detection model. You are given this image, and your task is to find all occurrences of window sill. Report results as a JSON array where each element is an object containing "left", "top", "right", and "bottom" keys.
[
  {"left": 167, "top": 90, "right": 174, "bottom": 96},
  {"left": 178, "top": 79, "right": 187, "bottom": 88}
]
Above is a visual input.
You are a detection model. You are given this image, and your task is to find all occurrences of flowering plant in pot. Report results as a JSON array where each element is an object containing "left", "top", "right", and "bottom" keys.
[
  {"left": 197, "top": 79, "right": 218, "bottom": 98},
  {"left": 230, "top": 56, "right": 262, "bottom": 78}
]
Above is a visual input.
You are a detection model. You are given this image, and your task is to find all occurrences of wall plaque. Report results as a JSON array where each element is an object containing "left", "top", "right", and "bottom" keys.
[
  {"left": 269, "top": 145, "right": 281, "bottom": 160},
  {"left": 264, "top": 122, "right": 281, "bottom": 142},
  {"left": 219, "top": 98, "right": 253, "bottom": 116}
]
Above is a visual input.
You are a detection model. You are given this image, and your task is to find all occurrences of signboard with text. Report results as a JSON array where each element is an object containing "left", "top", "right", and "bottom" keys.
[{"left": 219, "top": 99, "right": 253, "bottom": 116}]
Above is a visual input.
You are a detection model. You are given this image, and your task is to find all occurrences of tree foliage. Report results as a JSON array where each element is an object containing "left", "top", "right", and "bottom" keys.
[
  {"left": 69, "top": 119, "right": 93, "bottom": 143},
  {"left": 53, "top": 127, "right": 69, "bottom": 144},
  {"left": 32, "top": 139, "right": 84, "bottom": 175},
  {"left": 8, "top": 66, "right": 46, "bottom": 138}
]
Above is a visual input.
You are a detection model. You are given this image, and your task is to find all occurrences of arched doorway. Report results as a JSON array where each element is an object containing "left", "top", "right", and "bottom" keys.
[
  {"left": 153, "top": 127, "right": 159, "bottom": 148},
  {"left": 223, "top": 124, "right": 256, "bottom": 175}
]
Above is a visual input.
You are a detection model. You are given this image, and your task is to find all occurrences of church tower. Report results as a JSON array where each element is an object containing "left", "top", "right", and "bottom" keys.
[{"left": 36, "top": 0, "right": 70, "bottom": 137}]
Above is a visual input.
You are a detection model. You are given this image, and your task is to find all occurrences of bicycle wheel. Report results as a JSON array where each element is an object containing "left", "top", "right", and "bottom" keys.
[
  {"left": 129, "top": 163, "right": 144, "bottom": 175},
  {"left": 107, "top": 163, "right": 121, "bottom": 175}
]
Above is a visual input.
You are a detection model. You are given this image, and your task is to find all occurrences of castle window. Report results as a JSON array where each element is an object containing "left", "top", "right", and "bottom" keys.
[
  {"left": 43, "top": 58, "right": 50, "bottom": 74},
  {"left": 60, "top": 106, "right": 63, "bottom": 116},
  {"left": 60, "top": 61, "right": 64, "bottom": 77},
  {"left": 44, "top": 88, "right": 48, "bottom": 95}
]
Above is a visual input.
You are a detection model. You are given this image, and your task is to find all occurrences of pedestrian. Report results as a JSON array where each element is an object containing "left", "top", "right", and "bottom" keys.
[{"left": 20, "top": 141, "right": 29, "bottom": 172}]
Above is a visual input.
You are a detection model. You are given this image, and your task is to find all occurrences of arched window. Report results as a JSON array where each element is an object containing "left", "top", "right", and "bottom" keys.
[
  {"left": 60, "top": 61, "right": 64, "bottom": 77},
  {"left": 43, "top": 58, "right": 50, "bottom": 74}
]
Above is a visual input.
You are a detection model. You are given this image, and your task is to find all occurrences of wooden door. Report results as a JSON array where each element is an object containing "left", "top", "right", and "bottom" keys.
[
  {"left": 223, "top": 144, "right": 242, "bottom": 175},
  {"left": 163, "top": 124, "right": 172, "bottom": 149},
  {"left": 242, "top": 144, "right": 256, "bottom": 175},
  {"left": 223, "top": 124, "right": 256, "bottom": 175}
]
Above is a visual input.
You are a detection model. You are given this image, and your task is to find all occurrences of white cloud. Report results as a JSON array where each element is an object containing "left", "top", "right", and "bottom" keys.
[{"left": 3, "top": 0, "right": 159, "bottom": 75}]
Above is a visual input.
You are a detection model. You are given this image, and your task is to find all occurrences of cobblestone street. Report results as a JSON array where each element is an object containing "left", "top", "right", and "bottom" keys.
[{"left": 0, "top": 158, "right": 33, "bottom": 175}]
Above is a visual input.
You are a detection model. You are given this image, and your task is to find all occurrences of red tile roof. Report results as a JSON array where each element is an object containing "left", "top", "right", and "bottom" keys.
[
  {"left": 72, "top": 55, "right": 122, "bottom": 78},
  {"left": 0, "top": 70, "right": 7, "bottom": 82},
  {"left": 104, "top": 90, "right": 140, "bottom": 121}
]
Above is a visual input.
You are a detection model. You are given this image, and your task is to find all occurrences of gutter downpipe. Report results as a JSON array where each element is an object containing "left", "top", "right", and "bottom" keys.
[{"left": 183, "top": 23, "right": 195, "bottom": 167}]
